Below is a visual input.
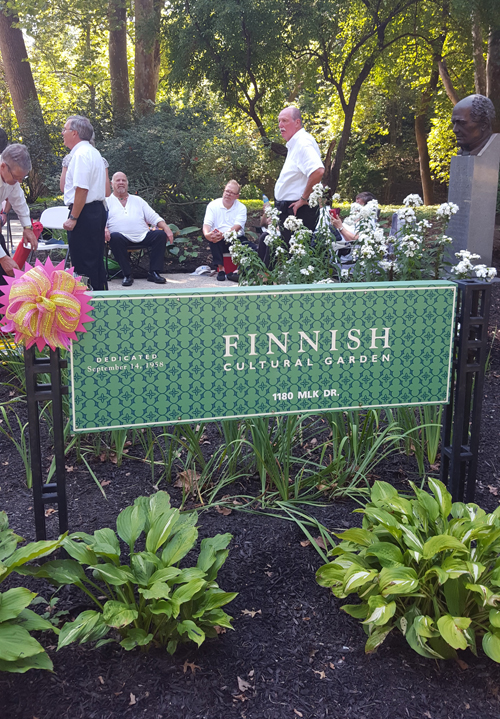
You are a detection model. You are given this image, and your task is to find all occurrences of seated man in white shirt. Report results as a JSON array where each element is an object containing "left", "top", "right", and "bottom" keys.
[
  {"left": 202, "top": 180, "right": 256, "bottom": 281},
  {"left": 105, "top": 172, "right": 174, "bottom": 286}
]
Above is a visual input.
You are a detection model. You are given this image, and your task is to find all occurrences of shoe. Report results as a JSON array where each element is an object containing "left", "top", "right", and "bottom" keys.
[
  {"left": 227, "top": 272, "right": 239, "bottom": 282},
  {"left": 122, "top": 275, "right": 134, "bottom": 286},
  {"left": 147, "top": 271, "right": 166, "bottom": 284},
  {"left": 217, "top": 270, "right": 226, "bottom": 281}
]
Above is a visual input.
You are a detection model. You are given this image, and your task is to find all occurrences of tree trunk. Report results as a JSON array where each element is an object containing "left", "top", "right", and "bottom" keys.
[
  {"left": 472, "top": 11, "right": 487, "bottom": 96},
  {"left": 487, "top": 28, "right": 500, "bottom": 133},
  {"left": 0, "top": 9, "right": 52, "bottom": 198},
  {"left": 134, "top": 0, "right": 162, "bottom": 116},
  {"left": 109, "top": 0, "right": 131, "bottom": 128},
  {"left": 415, "top": 113, "right": 434, "bottom": 205},
  {"left": 415, "top": 66, "right": 440, "bottom": 206},
  {"left": 438, "top": 60, "right": 459, "bottom": 105}
]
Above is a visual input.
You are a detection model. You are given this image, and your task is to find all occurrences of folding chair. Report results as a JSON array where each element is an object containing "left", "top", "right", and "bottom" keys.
[
  {"left": 105, "top": 243, "right": 147, "bottom": 280},
  {"left": 38, "top": 206, "right": 71, "bottom": 267}
]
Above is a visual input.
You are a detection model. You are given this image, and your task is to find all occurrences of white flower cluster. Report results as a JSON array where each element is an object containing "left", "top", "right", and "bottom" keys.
[
  {"left": 403, "top": 194, "right": 423, "bottom": 207},
  {"left": 379, "top": 259, "right": 399, "bottom": 272},
  {"left": 263, "top": 205, "right": 282, "bottom": 246},
  {"left": 224, "top": 229, "right": 239, "bottom": 244},
  {"left": 289, "top": 236, "right": 308, "bottom": 257},
  {"left": 308, "top": 183, "right": 329, "bottom": 208},
  {"left": 314, "top": 277, "right": 336, "bottom": 284},
  {"left": 265, "top": 206, "right": 281, "bottom": 223},
  {"left": 352, "top": 225, "right": 388, "bottom": 262},
  {"left": 300, "top": 265, "right": 315, "bottom": 276},
  {"left": 283, "top": 215, "right": 304, "bottom": 232},
  {"left": 397, "top": 206, "right": 416, "bottom": 222},
  {"left": 350, "top": 199, "right": 379, "bottom": 222},
  {"left": 452, "top": 250, "right": 481, "bottom": 278},
  {"left": 331, "top": 193, "right": 341, "bottom": 202},
  {"left": 474, "top": 265, "right": 497, "bottom": 280},
  {"left": 399, "top": 233, "right": 423, "bottom": 258},
  {"left": 436, "top": 202, "right": 459, "bottom": 220},
  {"left": 440, "top": 234, "right": 453, "bottom": 245}
]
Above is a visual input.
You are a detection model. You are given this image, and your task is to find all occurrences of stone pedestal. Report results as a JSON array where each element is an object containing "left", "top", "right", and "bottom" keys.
[{"left": 447, "top": 133, "right": 500, "bottom": 266}]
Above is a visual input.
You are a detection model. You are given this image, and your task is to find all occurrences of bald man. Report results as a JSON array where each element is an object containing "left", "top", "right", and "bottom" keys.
[
  {"left": 273, "top": 106, "right": 324, "bottom": 245},
  {"left": 105, "top": 172, "right": 174, "bottom": 286}
]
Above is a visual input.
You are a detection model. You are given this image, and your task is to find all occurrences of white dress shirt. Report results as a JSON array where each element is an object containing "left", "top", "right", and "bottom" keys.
[
  {"left": 274, "top": 128, "right": 324, "bottom": 201},
  {"left": 64, "top": 141, "right": 106, "bottom": 205},
  {"left": 203, "top": 198, "right": 247, "bottom": 235},
  {"left": 106, "top": 194, "right": 165, "bottom": 243},
  {"left": 0, "top": 166, "right": 31, "bottom": 259}
]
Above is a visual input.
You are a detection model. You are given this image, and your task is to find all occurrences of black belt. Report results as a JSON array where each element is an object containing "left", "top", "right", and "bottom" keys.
[
  {"left": 68, "top": 200, "right": 104, "bottom": 210},
  {"left": 275, "top": 200, "right": 298, "bottom": 210}
]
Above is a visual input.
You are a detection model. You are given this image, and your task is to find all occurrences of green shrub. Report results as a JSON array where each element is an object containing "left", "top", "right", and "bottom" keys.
[
  {"left": 0, "top": 511, "right": 62, "bottom": 673},
  {"left": 20, "top": 492, "right": 237, "bottom": 654},
  {"left": 316, "top": 479, "right": 500, "bottom": 662}
]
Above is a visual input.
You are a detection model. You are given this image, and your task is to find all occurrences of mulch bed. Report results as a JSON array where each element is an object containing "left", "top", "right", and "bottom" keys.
[{"left": 0, "top": 285, "right": 499, "bottom": 719}]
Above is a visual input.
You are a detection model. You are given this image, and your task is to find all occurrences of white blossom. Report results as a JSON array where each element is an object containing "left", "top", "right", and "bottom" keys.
[
  {"left": 403, "top": 194, "right": 423, "bottom": 207},
  {"left": 474, "top": 264, "right": 497, "bottom": 280},
  {"left": 308, "top": 182, "right": 328, "bottom": 208},
  {"left": 284, "top": 215, "right": 304, "bottom": 232},
  {"left": 436, "top": 202, "right": 459, "bottom": 219}
]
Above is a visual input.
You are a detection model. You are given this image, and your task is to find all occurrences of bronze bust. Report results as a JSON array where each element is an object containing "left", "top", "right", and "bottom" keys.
[{"left": 451, "top": 94, "right": 496, "bottom": 156}]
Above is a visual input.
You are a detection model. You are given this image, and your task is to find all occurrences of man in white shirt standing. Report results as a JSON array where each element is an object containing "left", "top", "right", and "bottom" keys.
[
  {"left": 0, "top": 144, "right": 38, "bottom": 286},
  {"left": 105, "top": 171, "right": 174, "bottom": 286},
  {"left": 62, "top": 115, "right": 107, "bottom": 290},
  {"left": 203, "top": 180, "right": 256, "bottom": 281},
  {"left": 274, "top": 106, "right": 324, "bottom": 246}
]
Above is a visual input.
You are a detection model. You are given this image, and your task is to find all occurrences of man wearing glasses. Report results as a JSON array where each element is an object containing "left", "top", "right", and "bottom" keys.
[
  {"left": 203, "top": 180, "right": 256, "bottom": 281},
  {"left": 0, "top": 144, "right": 38, "bottom": 286},
  {"left": 62, "top": 115, "right": 107, "bottom": 290}
]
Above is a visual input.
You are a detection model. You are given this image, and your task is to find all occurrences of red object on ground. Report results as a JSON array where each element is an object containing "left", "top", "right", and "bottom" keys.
[
  {"left": 11, "top": 221, "right": 44, "bottom": 270},
  {"left": 223, "top": 253, "right": 237, "bottom": 274}
]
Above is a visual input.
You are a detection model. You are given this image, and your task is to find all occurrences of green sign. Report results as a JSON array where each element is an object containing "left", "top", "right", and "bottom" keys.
[{"left": 69, "top": 281, "right": 456, "bottom": 433}]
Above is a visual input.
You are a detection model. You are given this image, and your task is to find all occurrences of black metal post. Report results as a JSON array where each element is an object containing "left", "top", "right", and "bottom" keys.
[
  {"left": 25, "top": 346, "right": 68, "bottom": 539},
  {"left": 440, "top": 279, "right": 492, "bottom": 502}
]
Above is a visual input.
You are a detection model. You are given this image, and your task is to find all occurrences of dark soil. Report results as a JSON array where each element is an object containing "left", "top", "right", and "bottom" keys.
[{"left": 0, "top": 285, "right": 499, "bottom": 719}]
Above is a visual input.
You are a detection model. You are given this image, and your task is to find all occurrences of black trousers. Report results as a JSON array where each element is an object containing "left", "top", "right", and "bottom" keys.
[
  {"left": 109, "top": 230, "right": 167, "bottom": 276},
  {"left": 274, "top": 200, "right": 319, "bottom": 246},
  {"left": 67, "top": 201, "right": 107, "bottom": 291},
  {"left": 208, "top": 235, "right": 257, "bottom": 268},
  {"left": 0, "top": 233, "right": 9, "bottom": 287}
]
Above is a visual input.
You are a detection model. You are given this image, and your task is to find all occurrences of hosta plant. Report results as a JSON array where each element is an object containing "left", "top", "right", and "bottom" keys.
[
  {"left": 0, "top": 511, "right": 62, "bottom": 672},
  {"left": 316, "top": 479, "right": 500, "bottom": 662},
  {"left": 19, "top": 492, "right": 237, "bottom": 654}
]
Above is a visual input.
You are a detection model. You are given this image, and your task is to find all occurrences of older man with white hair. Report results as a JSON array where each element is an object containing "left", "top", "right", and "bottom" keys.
[
  {"left": 0, "top": 144, "right": 38, "bottom": 286},
  {"left": 274, "top": 106, "right": 324, "bottom": 246},
  {"left": 62, "top": 115, "right": 107, "bottom": 290}
]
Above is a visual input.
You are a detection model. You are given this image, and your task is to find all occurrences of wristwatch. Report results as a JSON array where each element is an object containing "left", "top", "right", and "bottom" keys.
[
  {"left": 23, "top": 225, "right": 32, "bottom": 230},
  {"left": 69, "top": 214, "right": 78, "bottom": 221}
]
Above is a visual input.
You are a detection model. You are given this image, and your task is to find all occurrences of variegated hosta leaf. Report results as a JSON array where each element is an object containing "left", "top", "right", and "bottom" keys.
[
  {"left": 363, "top": 507, "right": 400, "bottom": 528},
  {"left": 102, "top": 601, "right": 138, "bottom": 628},
  {"left": 341, "top": 603, "right": 369, "bottom": 620},
  {"left": 422, "top": 535, "right": 467, "bottom": 559},
  {"left": 464, "top": 583, "right": 500, "bottom": 606},
  {"left": 333, "top": 528, "right": 373, "bottom": 547},
  {"left": 489, "top": 609, "right": 500, "bottom": 629},
  {"left": 466, "top": 561, "right": 486, "bottom": 582},
  {"left": 400, "top": 525, "right": 424, "bottom": 553},
  {"left": 361, "top": 596, "right": 396, "bottom": 626},
  {"left": 364, "top": 542, "right": 404, "bottom": 567},
  {"left": 370, "top": 481, "right": 399, "bottom": 504},
  {"left": 437, "top": 614, "right": 471, "bottom": 650},
  {"left": 424, "top": 565, "right": 449, "bottom": 585},
  {"left": 427, "top": 478, "right": 452, "bottom": 519},
  {"left": 413, "top": 615, "right": 439, "bottom": 638},
  {"left": 412, "top": 486, "right": 440, "bottom": 522},
  {"left": 483, "top": 631, "right": 500, "bottom": 663},
  {"left": 364, "top": 625, "right": 393, "bottom": 653},
  {"left": 379, "top": 567, "right": 419, "bottom": 596},
  {"left": 343, "top": 565, "right": 378, "bottom": 593},
  {"left": 315, "top": 563, "right": 345, "bottom": 588},
  {"left": 441, "top": 557, "right": 470, "bottom": 579},
  {"left": 405, "top": 623, "right": 446, "bottom": 659}
]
